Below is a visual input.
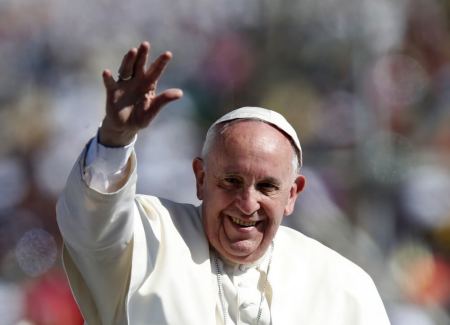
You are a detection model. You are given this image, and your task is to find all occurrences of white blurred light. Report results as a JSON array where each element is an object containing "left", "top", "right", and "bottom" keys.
[
  {"left": 15, "top": 228, "right": 57, "bottom": 277},
  {"left": 291, "top": 0, "right": 403, "bottom": 53},
  {"left": 390, "top": 304, "right": 433, "bottom": 325},
  {"left": 362, "top": 131, "right": 414, "bottom": 184},
  {"left": 0, "top": 282, "right": 25, "bottom": 325},
  {"left": 372, "top": 54, "right": 428, "bottom": 107},
  {"left": 402, "top": 165, "right": 450, "bottom": 228},
  {"left": 360, "top": 0, "right": 405, "bottom": 54},
  {"left": 16, "top": 321, "right": 34, "bottom": 325},
  {"left": 0, "top": 158, "right": 27, "bottom": 209}
]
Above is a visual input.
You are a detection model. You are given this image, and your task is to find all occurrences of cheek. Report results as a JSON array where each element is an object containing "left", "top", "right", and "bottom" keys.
[
  {"left": 206, "top": 187, "right": 235, "bottom": 208},
  {"left": 267, "top": 213, "right": 284, "bottom": 230},
  {"left": 202, "top": 204, "right": 218, "bottom": 243},
  {"left": 267, "top": 192, "right": 289, "bottom": 210},
  {"left": 279, "top": 190, "right": 294, "bottom": 214},
  {"left": 202, "top": 190, "right": 231, "bottom": 225}
]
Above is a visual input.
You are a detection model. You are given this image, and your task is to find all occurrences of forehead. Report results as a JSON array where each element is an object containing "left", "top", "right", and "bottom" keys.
[
  {"left": 207, "top": 120, "right": 295, "bottom": 172},
  {"left": 219, "top": 119, "right": 291, "bottom": 145}
]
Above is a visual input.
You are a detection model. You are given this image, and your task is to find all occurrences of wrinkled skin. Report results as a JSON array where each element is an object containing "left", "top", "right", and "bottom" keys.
[
  {"left": 99, "top": 42, "right": 183, "bottom": 147},
  {"left": 193, "top": 121, "right": 306, "bottom": 264}
]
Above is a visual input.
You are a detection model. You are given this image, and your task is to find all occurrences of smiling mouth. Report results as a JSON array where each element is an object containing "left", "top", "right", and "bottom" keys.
[{"left": 230, "top": 216, "right": 258, "bottom": 227}]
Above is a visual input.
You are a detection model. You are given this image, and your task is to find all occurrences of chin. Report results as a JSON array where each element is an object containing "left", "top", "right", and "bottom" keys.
[{"left": 223, "top": 246, "right": 265, "bottom": 264}]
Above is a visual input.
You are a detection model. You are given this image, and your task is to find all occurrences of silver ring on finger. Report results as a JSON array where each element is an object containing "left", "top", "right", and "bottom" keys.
[{"left": 117, "top": 74, "right": 133, "bottom": 81}]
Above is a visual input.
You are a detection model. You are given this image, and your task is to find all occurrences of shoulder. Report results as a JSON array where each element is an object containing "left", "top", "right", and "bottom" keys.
[
  {"left": 276, "top": 226, "right": 360, "bottom": 266},
  {"left": 133, "top": 195, "right": 208, "bottom": 262},
  {"left": 272, "top": 227, "right": 389, "bottom": 323},
  {"left": 135, "top": 195, "right": 199, "bottom": 217},
  {"left": 275, "top": 226, "right": 376, "bottom": 290},
  {"left": 135, "top": 194, "right": 203, "bottom": 233}
]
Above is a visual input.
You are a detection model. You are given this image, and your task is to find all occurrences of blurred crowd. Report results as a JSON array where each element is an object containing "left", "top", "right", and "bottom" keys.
[{"left": 1, "top": 0, "right": 450, "bottom": 324}]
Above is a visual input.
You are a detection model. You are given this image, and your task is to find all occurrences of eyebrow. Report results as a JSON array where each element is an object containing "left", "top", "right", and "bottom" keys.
[
  {"left": 216, "top": 168, "right": 284, "bottom": 186},
  {"left": 258, "top": 177, "right": 282, "bottom": 186}
]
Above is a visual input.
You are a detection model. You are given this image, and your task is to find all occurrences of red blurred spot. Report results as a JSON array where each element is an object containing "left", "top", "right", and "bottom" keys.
[
  {"left": 24, "top": 269, "right": 83, "bottom": 325},
  {"left": 409, "top": 256, "right": 450, "bottom": 305}
]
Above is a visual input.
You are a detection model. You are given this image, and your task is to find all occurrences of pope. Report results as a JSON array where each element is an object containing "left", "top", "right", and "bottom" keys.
[{"left": 57, "top": 41, "right": 390, "bottom": 324}]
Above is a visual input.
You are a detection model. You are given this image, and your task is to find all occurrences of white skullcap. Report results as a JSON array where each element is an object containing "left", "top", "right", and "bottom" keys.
[{"left": 208, "top": 106, "right": 302, "bottom": 166}]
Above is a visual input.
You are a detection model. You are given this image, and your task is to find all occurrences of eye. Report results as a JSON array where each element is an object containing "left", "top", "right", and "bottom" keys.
[
  {"left": 219, "top": 176, "right": 242, "bottom": 189},
  {"left": 257, "top": 182, "right": 279, "bottom": 194},
  {"left": 224, "top": 177, "right": 241, "bottom": 185}
]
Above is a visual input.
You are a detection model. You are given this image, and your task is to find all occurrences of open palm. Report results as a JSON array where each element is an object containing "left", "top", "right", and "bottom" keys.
[{"left": 99, "top": 42, "right": 183, "bottom": 146}]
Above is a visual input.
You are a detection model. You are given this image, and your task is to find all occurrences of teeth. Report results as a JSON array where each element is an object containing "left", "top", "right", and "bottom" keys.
[{"left": 230, "top": 216, "right": 257, "bottom": 227}]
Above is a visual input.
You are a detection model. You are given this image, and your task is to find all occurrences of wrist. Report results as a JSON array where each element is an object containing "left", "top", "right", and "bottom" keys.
[{"left": 99, "top": 120, "right": 137, "bottom": 147}]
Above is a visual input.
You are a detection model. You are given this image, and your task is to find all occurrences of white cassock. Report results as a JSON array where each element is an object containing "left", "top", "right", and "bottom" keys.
[{"left": 56, "top": 137, "right": 391, "bottom": 325}]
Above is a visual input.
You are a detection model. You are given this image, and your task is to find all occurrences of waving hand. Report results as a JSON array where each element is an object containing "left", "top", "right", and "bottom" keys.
[{"left": 99, "top": 42, "right": 183, "bottom": 147}]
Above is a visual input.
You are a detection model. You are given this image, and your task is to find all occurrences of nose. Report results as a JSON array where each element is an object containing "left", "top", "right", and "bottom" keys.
[{"left": 235, "top": 187, "right": 260, "bottom": 216}]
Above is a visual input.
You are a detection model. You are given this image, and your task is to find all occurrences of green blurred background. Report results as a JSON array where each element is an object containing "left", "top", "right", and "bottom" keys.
[{"left": 1, "top": 0, "right": 450, "bottom": 323}]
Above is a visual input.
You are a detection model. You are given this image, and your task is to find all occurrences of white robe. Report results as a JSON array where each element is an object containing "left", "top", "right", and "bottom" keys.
[{"left": 56, "top": 148, "right": 390, "bottom": 325}]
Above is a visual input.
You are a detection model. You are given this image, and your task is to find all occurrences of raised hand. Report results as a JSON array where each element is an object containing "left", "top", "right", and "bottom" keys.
[{"left": 99, "top": 42, "right": 183, "bottom": 147}]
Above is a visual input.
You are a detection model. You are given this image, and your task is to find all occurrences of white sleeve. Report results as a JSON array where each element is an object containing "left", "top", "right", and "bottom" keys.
[
  {"left": 83, "top": 133, "right": 137, "bottom": 193},
  {"left": 56, "top": 144, "right": 139, "bottom": 325}
]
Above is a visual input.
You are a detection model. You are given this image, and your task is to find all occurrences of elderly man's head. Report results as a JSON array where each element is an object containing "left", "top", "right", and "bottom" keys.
[
  {"left": 201, "top": 118, "right": 302, "bottom": 176},
  {"left": 193, "top": 107, "right": 306, "bottom": 264}
]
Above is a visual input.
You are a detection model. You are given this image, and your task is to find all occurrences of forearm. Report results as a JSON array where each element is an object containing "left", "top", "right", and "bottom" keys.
[
  {"left": 56, "top": 140, "right": 138, "bottom": 252},
  {"left": 57, "top": 144, "right": 138, "bottom": 325},
  {"left": 84, "top": 133, "right": 136, "bottom": 193}
]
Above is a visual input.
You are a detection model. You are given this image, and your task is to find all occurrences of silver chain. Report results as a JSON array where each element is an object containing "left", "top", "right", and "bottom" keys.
[
  {"left": 214, "top": 254, "right": 229, "bottom": 325},
  {"left": 213, "top": 242, "right": 274, "bottom": 325}
]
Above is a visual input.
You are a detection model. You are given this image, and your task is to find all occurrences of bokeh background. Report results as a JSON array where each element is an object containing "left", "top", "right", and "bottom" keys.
[{"left": 1, "top": 0, "right": 450, "bottom": 324}]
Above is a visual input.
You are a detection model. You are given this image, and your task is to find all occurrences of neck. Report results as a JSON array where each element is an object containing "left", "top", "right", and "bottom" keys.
[{"left": 211, "top": 243, "right": 273, "bottom": 269}]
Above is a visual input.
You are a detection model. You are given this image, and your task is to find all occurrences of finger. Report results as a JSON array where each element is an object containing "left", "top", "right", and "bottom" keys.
[
  {"left": 102, "top": 69, "right": 117, "bottom": 91},
  {"left": 118, "top": 47, "right": 138, "bottom": 80},
  {"left": 134, "top": 42, "right": 150, "bottom": 77},
  {"left": 144, "top": 51, "right": 173, "bottom": 87},
  {"left": 135, "top": 89, "right": 183, "bottom": 128},
  {"left": 146, "top": 88, "right": 183, "bottom": 113}
]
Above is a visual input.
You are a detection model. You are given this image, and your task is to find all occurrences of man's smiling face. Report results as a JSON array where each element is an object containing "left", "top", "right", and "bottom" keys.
[{"left": 193, "top": 120, "right": 305, "bottom": 264}]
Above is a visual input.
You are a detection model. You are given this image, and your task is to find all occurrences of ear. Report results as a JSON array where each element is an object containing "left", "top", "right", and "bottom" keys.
[
  {"left": 284, "top": 175, "right": 306, "bottom": 216},
  {"left": 192, "top": 157, "right": 206, "bottom": 200}
]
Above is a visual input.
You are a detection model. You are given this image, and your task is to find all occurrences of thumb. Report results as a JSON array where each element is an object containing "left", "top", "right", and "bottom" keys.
[
  {"left": 139, "top": 89, "right": 183, "bottom": 127},
  {"left": 148, "top": 88, "right": 183, "bottom": 112}
]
